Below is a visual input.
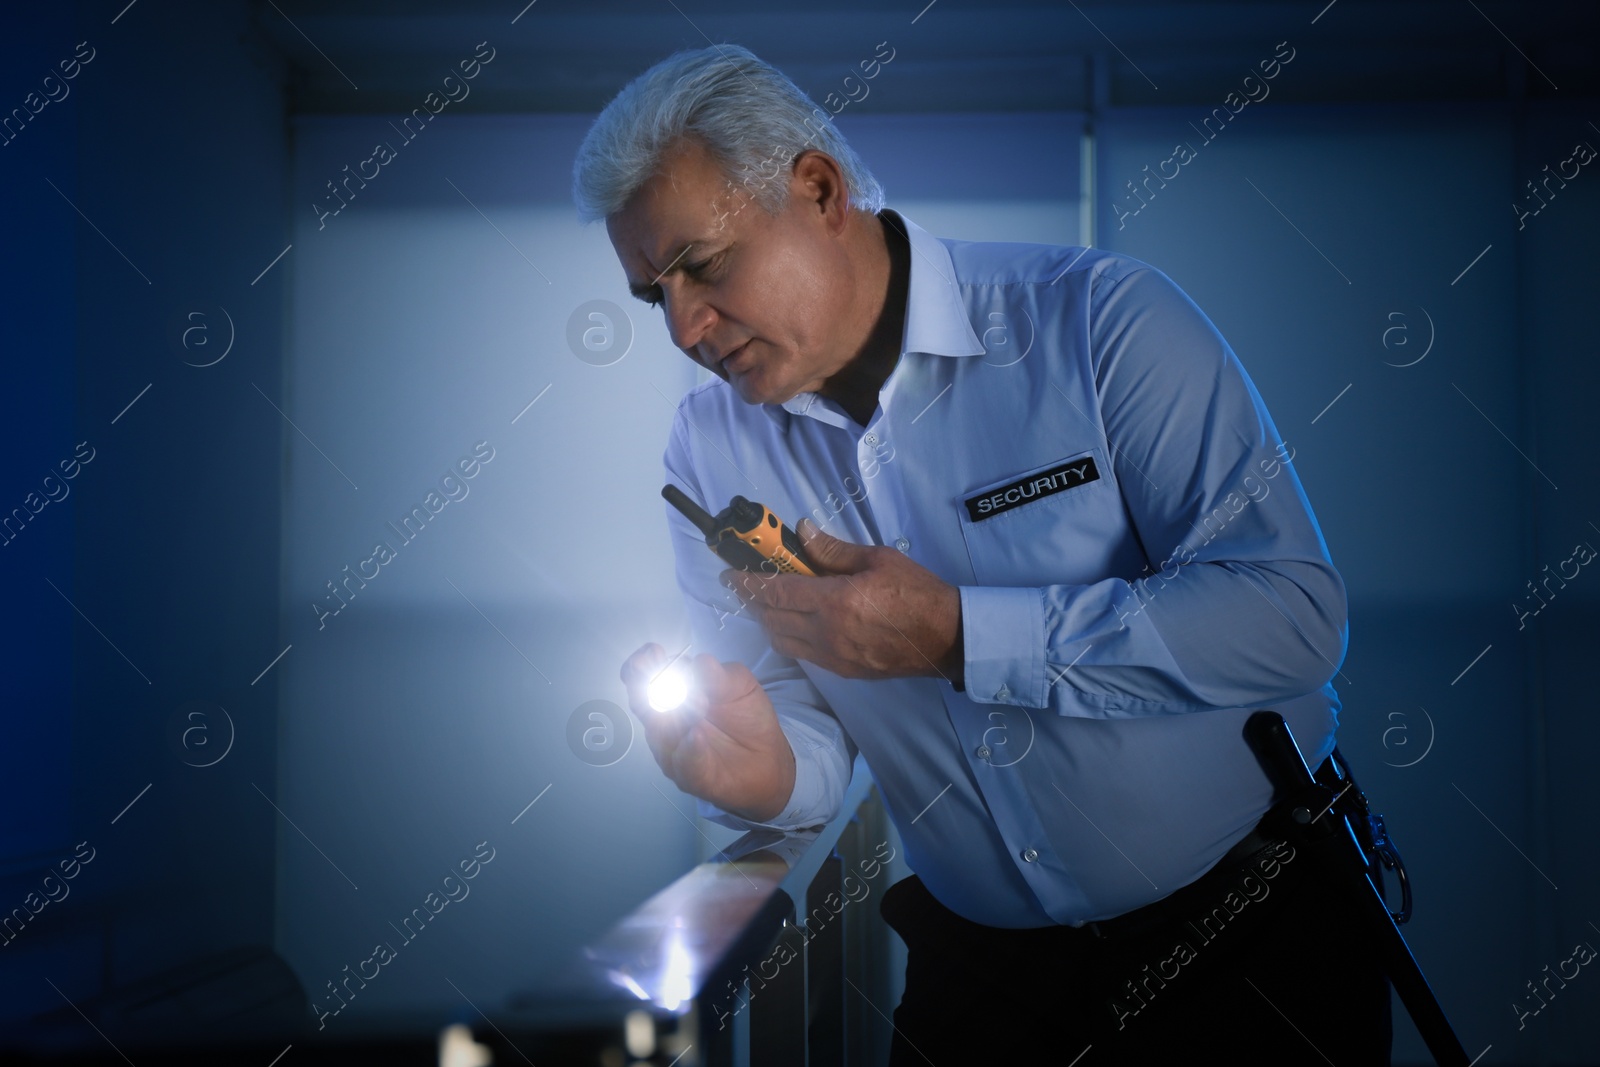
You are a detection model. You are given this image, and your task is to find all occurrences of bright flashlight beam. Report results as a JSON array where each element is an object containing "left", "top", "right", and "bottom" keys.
[{"left": 647, "top": 665, "right": 690, "bottom": 712}]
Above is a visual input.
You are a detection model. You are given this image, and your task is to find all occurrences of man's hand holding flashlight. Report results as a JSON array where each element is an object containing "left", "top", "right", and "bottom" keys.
[
  {"left": 723, "top": 518, "right": 964, "bottom": 685},
  {"left": 619, "top": 644, "right": 797, "bottom": 824}
]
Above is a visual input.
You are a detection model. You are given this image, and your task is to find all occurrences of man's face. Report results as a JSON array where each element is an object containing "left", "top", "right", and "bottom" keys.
[{"left": 606, "top": 139, "right": 855, "bottom": 406}]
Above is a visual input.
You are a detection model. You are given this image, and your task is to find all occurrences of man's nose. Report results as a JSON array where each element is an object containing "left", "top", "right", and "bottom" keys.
[{"left": 663, "top": 288, "right": 716, "bottom": 357}]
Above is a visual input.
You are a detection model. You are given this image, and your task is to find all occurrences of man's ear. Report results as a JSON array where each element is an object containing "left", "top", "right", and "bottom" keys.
[{"left": 790, "top": 149, "right": 851, "bottom": 235}]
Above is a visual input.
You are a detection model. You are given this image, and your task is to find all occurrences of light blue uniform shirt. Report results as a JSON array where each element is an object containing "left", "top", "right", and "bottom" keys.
[{"left": 662, "top": 209, "right": 1344, "bottom": 928}]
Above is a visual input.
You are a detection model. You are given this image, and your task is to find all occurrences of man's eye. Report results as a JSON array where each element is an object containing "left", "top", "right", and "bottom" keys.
[
  {"left": 685, "top": 252, "right": 723, "bottom": 279},
  {"left": 638, "top": 250, "right": 723, "bottom": 307}
]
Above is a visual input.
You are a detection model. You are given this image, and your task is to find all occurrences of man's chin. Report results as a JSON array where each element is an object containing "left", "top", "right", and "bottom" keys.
[{"left": 727, "top": 370, "right": 791, "bottom": 406}]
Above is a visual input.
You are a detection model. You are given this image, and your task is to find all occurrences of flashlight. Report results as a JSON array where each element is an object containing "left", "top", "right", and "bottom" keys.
[
  {"left": 646, "top": 662, "right": 691, "bottom": 713},
  {"left": 662, "top": 485, "right": 819, "bottom": 577}
]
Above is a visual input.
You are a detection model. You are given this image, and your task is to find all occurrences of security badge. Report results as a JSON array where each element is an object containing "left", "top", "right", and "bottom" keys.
[{"left": 963, "top": 456, "right": 1101, "bottom": 522}]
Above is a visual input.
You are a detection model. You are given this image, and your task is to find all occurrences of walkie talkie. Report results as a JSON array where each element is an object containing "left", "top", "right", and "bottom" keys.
[{"left": 662, "top": 484, "right": 819, "bottom": 577}]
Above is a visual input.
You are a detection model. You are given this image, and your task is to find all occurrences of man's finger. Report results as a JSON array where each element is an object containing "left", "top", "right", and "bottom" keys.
[
  {"left": 722, "top": 567, "right": 783, "bottom": 602},
  {"left": 620, "top": 642, "right": 668, "bottom": 687},
  {"left": 726, "top": 566, "right": 800, "bottom": 607},
  {"left": 688, "top": 652, "right": 743, "bottom": 703},
  {"left": 638, "top": 693, "right": 693, "bottom": 765},
  {"left": 641, "top": 704, "right": 689, "bottom": 746},
  {"left": 750, "top": 602, "right": 819, "bottom": 648},
  {"left": 796, "top": 517, "right": 875, "bottom": 576},
  {"left": 769, "top": 630, "right": 821, "bottom": 665}
]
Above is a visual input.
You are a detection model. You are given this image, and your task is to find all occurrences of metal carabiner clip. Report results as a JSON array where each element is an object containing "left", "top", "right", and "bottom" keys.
[{"left": 1368, "top": 811, "right": 1414, "bottom": 924}]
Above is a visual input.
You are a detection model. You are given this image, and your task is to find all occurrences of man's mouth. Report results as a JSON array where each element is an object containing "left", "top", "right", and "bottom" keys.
[{"left": 720, "top": 342, "right": 753, "bottom": 374}]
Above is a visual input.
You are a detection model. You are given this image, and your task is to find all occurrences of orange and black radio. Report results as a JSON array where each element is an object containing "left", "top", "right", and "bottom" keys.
[{"left": 662, "top": 484, "right": 819, "bottom": 577}]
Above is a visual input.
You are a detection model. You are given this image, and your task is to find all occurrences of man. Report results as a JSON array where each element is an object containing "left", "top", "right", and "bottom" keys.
[{"left": 577, "top": 44, "right": 1389, "bottom": 1064}]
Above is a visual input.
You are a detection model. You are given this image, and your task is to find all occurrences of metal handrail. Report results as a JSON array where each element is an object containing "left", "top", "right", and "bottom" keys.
[{"left": 536, "top": 753, "right": 895, "bottom": 1066}]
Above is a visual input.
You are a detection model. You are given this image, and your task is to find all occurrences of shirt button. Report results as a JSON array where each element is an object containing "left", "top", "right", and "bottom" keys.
[
  {"left": 864, "top": 432, "right": 878, "bottom": 446},
  {"left": 1022, "top": 848, "right": 1039, "bottom": 863},
  {"left": 975, "top": 745, "right": 992, "bottom": 761},
  {"left": 894, "top": 536, "right": 911, "bottom": 553},
  {"left": 995, "top": 684, "right": 1010, "bottom": 701}
]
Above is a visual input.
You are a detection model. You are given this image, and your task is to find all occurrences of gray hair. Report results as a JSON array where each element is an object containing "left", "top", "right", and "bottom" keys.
[{"left": 572, "top": 44, "right": 885, "bottom": 224}]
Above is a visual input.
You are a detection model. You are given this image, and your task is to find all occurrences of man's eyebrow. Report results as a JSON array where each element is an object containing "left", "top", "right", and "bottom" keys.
[{"left": 629, "top": 242, "right": 699, "bottom": 300}]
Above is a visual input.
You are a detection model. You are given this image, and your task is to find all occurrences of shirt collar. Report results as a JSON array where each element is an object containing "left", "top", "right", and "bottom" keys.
[
  {"left": 767, "top": 208, "right": 986, "bottom": 425},
  {"left": 889, "top": 208, "right": 987, "bottom": 361}
]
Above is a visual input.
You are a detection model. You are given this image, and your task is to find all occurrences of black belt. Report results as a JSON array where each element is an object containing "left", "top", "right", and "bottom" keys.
[{"left": 1081, "top": 826, "right": 1284, "bottom": 942}]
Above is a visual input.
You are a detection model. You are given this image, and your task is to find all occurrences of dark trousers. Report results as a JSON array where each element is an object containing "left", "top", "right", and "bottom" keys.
[{"left": 878, "top": 841, "right": 1392, "bottom": 1065}]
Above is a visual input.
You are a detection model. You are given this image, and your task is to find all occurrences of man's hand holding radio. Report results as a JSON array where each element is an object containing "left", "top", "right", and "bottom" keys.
[
  {"left": 724, "top": 518, "right": 964, "bottom": 686},
  {"left": 619, "top": 645, "right": 798, "bottom": 823}
]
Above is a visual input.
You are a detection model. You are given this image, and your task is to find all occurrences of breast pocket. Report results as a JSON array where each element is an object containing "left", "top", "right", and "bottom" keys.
[{"left": 955, "top": 448, "right": 1114, "bottom": 586}]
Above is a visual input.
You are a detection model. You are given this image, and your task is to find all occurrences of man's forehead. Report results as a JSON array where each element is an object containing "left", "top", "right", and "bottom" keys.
[
  {"left": 609, "top": 146, "right": 736, "bottom": 271},
  {"left": 615, "top": 217, "right": 711, "bottom": 268}
]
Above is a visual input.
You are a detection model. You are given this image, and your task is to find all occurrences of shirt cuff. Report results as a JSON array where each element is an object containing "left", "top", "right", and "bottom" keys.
[{"left": 958, "top": 585, "right": 1047, "bottom": 708}]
